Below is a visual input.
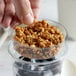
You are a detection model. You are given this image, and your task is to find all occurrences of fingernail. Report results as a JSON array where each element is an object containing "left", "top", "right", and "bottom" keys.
[{"left": 23, "top": 13, "right": 34, "bottom": 25}]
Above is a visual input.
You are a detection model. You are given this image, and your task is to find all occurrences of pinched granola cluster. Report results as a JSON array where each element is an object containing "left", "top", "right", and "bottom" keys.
[{"left": 14, "top": 20, "right": 64, "bottom": 48}]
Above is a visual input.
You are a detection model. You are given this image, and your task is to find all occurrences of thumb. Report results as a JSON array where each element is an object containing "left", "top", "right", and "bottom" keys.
[{"left": 13, "top": 0, "right": 34, "bottom": 25}]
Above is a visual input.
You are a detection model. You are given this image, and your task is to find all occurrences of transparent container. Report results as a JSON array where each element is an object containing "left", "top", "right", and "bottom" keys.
[{"left": 8, "top": 19, "right": 67, "bottom": 76}]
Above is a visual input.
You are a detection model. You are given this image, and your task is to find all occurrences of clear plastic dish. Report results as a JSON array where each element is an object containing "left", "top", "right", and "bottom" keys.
[{"left": 8, "top": 19, "right": 67, "bottom": 76}]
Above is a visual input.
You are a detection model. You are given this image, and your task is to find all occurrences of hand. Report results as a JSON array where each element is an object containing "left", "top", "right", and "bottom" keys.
[
  {"left": 13, "top": 0, "right": 41, "bottom": 25},
  {"left": 0, "top": 0, "right": 15, "bottom": 27},
  {"left": 0, "top": 0, "right": 41, "bottom": 27}
]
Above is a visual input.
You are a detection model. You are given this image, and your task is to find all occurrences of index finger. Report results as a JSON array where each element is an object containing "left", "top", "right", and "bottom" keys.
[
  {"left": 13, "top": 0, "right": 34, "bottom": 25},
  {"left": 30, "top": 0, "right": 41, "bottom": 18}
]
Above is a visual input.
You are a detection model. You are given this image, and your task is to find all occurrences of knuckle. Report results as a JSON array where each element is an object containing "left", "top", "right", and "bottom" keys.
[
  {"left": 0, "top": 11, "right": 4, "bottom": 16},
  {"left": 0, "top": 6, "right": 5, "bottom": 16},
  {"left": 0, "top": 0, "right": 3, "bottom": 4},
  {"left": 5, "top": 0, "right": 12, "bottom": 4},
  {"left": 0, "top": 0, "right": 5, "bottom": 7},
  {"left": 5, "top": 4, "right": 15, "bottom": 16}
]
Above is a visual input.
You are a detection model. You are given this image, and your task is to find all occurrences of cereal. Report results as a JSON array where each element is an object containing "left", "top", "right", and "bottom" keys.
[{"left": 14, "top": 20, "right": 64, "bottom": 59}]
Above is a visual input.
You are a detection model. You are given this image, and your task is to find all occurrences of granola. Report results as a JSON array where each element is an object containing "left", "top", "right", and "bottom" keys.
[{"left": 14, "top": 20, "right": 64, "bottom": 59}]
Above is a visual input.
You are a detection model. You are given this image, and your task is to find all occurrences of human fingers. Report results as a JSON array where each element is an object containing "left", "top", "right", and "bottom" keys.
[
  {"left": 30, "top": 0, "right": 41, "bottom": 18},
  {"left": 13, "top": 0, "right": 34, "bottom": 25},
  {"left": 2, "top": 0, "right": 15, "bottom": 27}
]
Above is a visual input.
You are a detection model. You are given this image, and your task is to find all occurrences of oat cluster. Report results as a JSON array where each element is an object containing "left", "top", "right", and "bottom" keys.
[{"left": 14, "top": 20, "right": 64, "bottom": 48}]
